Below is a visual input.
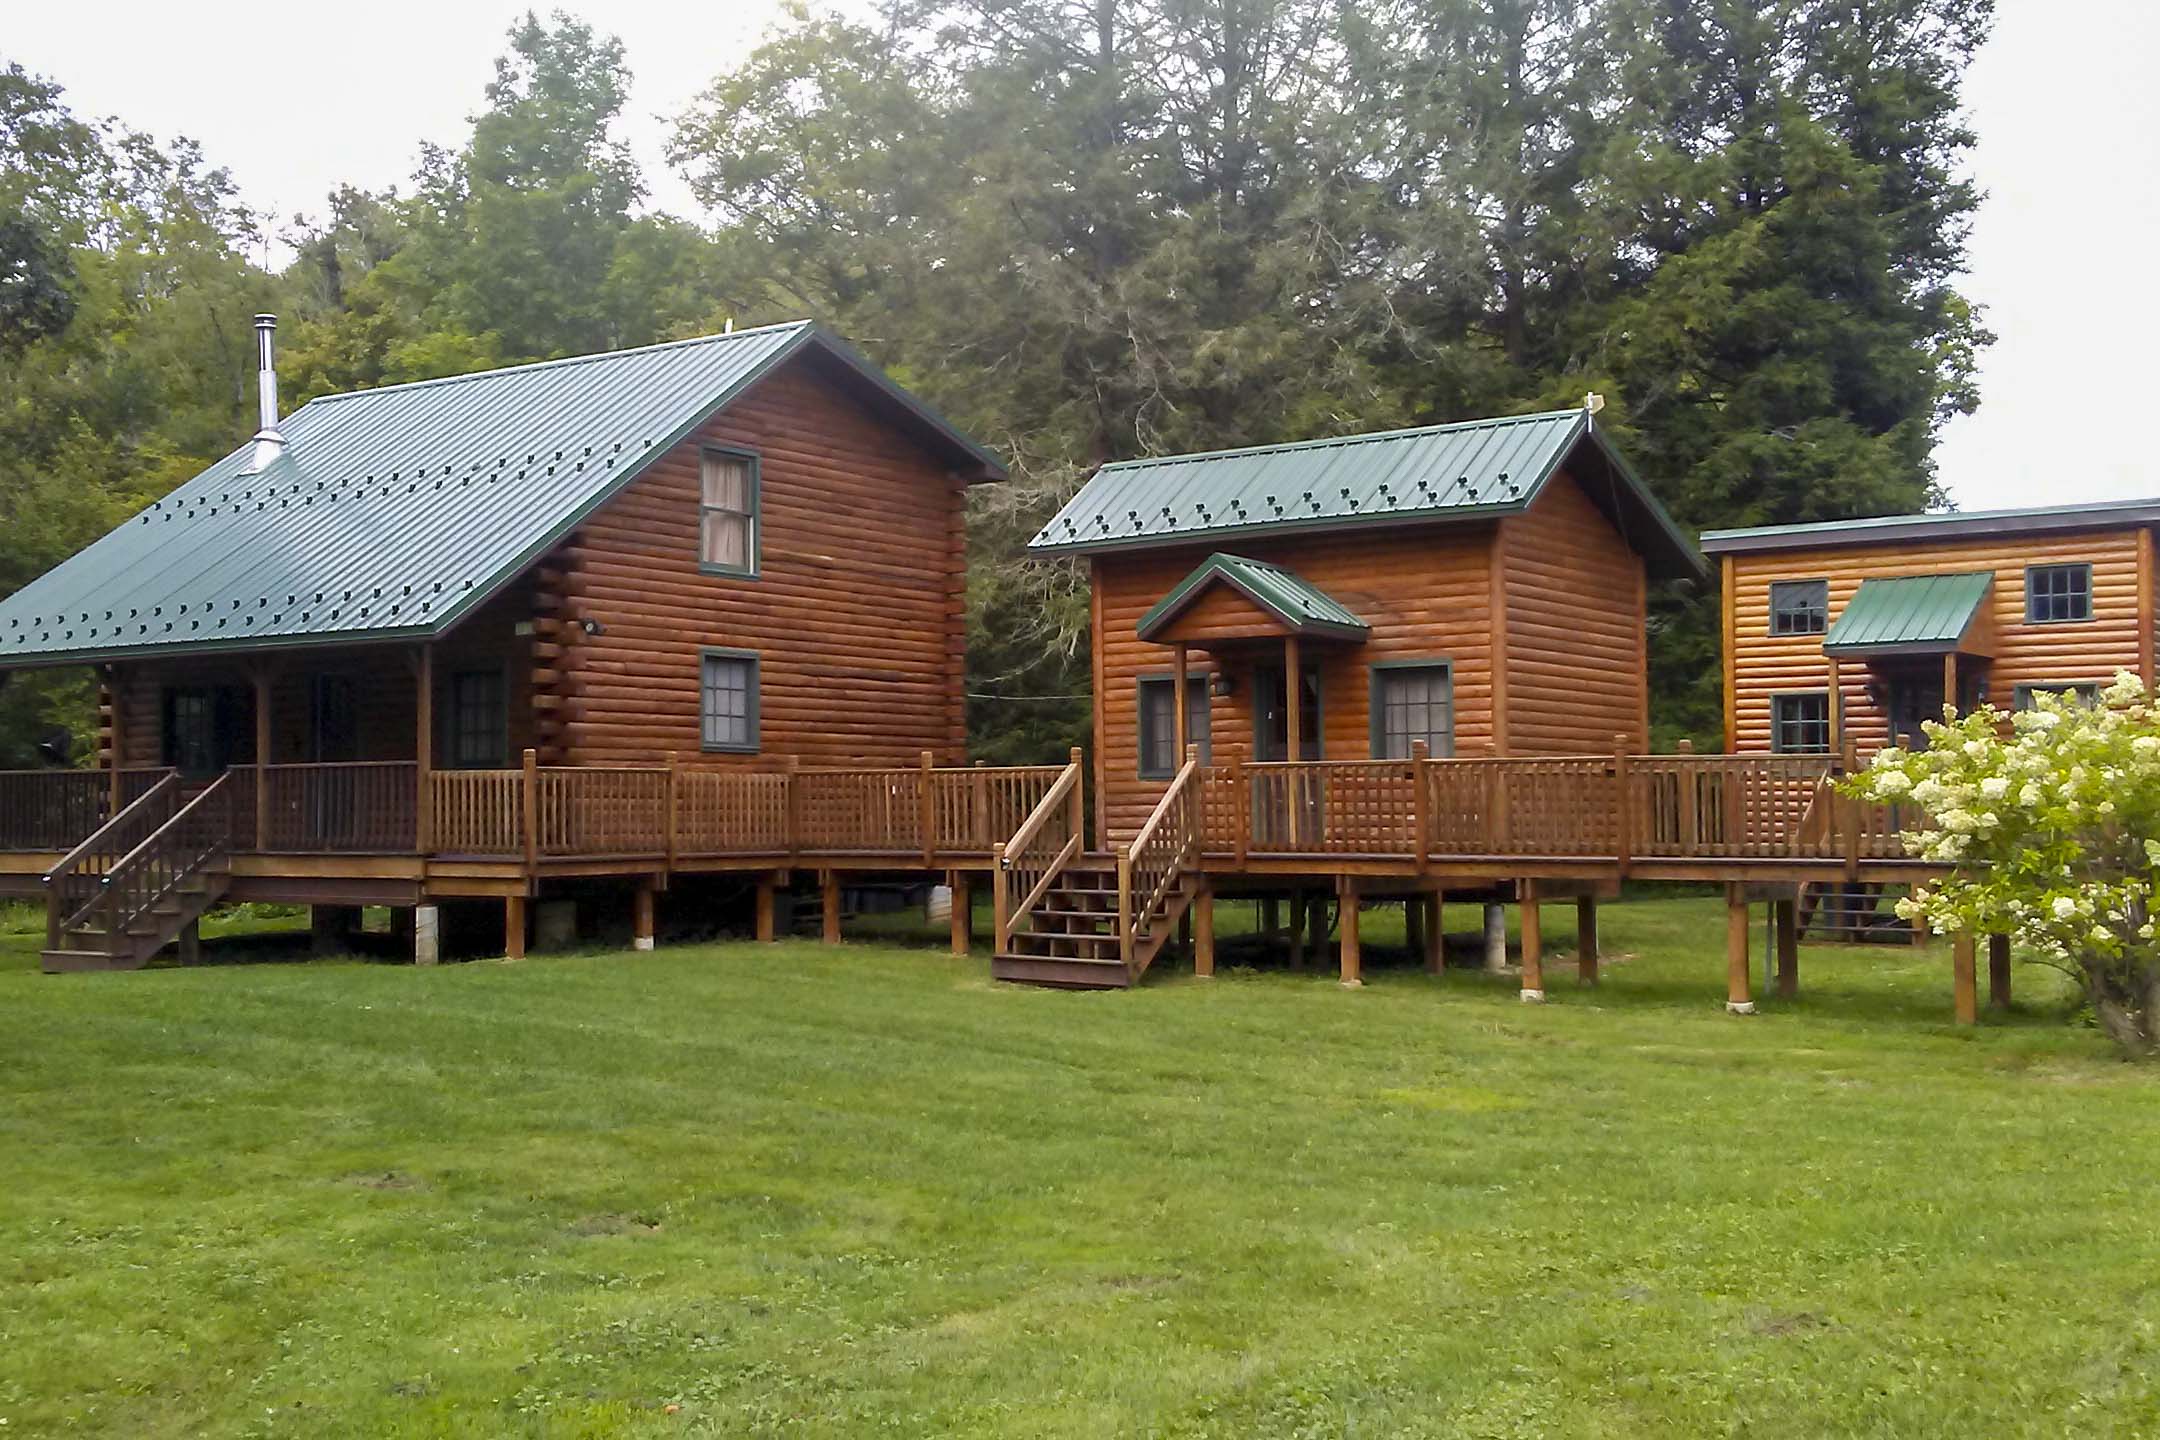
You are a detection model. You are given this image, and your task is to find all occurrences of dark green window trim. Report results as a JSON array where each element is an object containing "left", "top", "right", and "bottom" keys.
[
  {"left": 1368, "top": 658, "right": 1456, "bottom": 758},
  {"left": 698, "top": 445, "right": 760, "bottom": 579},
  {"left": 1137, "top": 669, "right": 1213, "bottom": 778},
  {"left": 1769, "top": 578, "right": 1829, "bottom": 636},
  {"left": 1769, "top": 690, "right": 1831, "bottom": 754},
  {"left": 2013, "top": 681, "right": 2105, "bottom": 710},
  {"left": 2024, "top": 563, "right": 2092, "bottom": 624},
  {"left": 700, "top": 647, "right": 760, "bottom": 753}
]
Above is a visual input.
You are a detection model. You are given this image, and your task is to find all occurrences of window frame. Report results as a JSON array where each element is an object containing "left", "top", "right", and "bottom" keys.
[
  {"left": 699, "top": 647, "right": 761, "bottom": 754},
  {"left": 1768, "top": 578, "right": 1830, "bottom": 637},
  {"left": 697, "top": 445, "right": 761, "bottom": 579},
  {"left": 1136, "top": 670, "right": 1213, "bottom": 779},
  {"left": 2013, "top": 681, "right": 2105, "bottom": 711},
  {"left": 443, "top": 665, "right": 510, "bottom": 770},
  {"left": 1769, "top": 690, "right": 1832, "bottom": 755},
  {"left": 2024, "top": 563, "right": 2093, "bottom": 624},
  {"left": 1368, "top": 659, "right": 1456, "bottom": 759},
  {"left": 161, "top": 685, "right": 244, "bottom": 778}
]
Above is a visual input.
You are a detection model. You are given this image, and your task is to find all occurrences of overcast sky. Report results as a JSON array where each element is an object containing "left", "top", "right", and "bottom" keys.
[{"left": 10, "top": 0, "right": 2154, "bottom": 514}]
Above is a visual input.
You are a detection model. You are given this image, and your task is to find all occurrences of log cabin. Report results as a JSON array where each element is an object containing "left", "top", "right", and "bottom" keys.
[
  {"left": 1700, "top": 500, "right": 2160, "bottom": 757},
  {"left": 0, "top": 315, "right": 1073, "bottom": 969}
]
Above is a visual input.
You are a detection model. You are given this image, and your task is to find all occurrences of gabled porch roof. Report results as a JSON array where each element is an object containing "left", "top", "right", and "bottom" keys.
[
  {"left": 1136, "top": 553, "right": 1369, "bottom": 644},
  {"left": 1823, "top": 572, "right": 1995, "bottom": 657}
]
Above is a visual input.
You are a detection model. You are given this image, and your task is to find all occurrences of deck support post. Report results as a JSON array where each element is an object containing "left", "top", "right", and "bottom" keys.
[
  {"left": 1337, "top": 877, "right": 1362, "bottom": 988},
  {"left": 1725, "top": 885, "right": 1753, "bottom": 1013},
  {"left": 414, "top": 904, "right": 440, "bottom": 966},
  {"left": 1988, "top": 933, "right": 2012, "bottom": 1009},
  {"left": 1519, "top": 881, "right": 1543, "bottom": 1001},
  {"left": 1775, "top": 897, "right": 1800, "bottom": 999},
  {"left": 505, "top": 895, "right": 527, "bottom": 961},
  {"left": 1953, "top": 932, "right": 1978, "bottom": 1025},
  {"left": 177, "top": 918, "right": 202, "bottom": 966},
  {"left": 820, "top": 869, "right": 842, "bottom": 945},
  {"left": 1404, "top": 894, "right": 1425, "bottom": 965},
  {"left": 1424, "top": 892, "right": 1446, "bottom": 974},
  {"left": 1260, "top": 896, "right": 1279, "bottom": 941},
  {"left": 1482, "top": 902, "right": 1507, "bottom": 973},
  {"left": 1288, "top": 892, "right": 1307, "bottom": 970},
  {"left": 632, "top": 881, "right": 656, "bottom": 952},
  {"left": 755, "top": 872, "right": 779, "bottom": 942},
  {"left": 1575, "top": 895, "right": 1599, "bottom": 985},
  {"left": 949, "top": 869, "right": 972, "bottom": 956},
  {"left": 1194, "top": 880, "right": 1215, "bottom": 978},
  {"left": 1306, "top": 886, "right": 1327, "bottom": 962}
]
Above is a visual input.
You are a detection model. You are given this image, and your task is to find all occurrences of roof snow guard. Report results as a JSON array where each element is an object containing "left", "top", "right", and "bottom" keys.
[
  {"left": 0, "top": 322, "right": 1005, "bottom": 668},
  {"left": 1028, "top": 408, "right": 1706, "bottom": 582},
  {"left": 1137, "top": 553, "right": 1370, "bottom": 643}
]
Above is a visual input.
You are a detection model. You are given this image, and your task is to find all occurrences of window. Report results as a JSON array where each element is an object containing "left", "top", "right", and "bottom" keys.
[
  {"left": 1253, "top": 663, "right": 1323, "bottom": 762},
  {"left": 2026, "top": 564, "right": 2092, "bottom": 623},
  {"left": 1769, "top": 579, "right": 1829, "bottom": 636},
  {"left": 1770, "top": 692, "right": 1831, "bottom": 754},
  {"left": 162, "top": 687, "right": 242, "bottom": 778},
  {"left": 699, "top": 448, "right": 758, "bottom": 575},
  {"left": 446, "top": 669, "right": 507, "bottom": 768},
  {"left": 1371, "top": 663, "right": 1455, "bottom": 758},
  {"left": 1138, "top": 675, "right": 1211, "bottom": 777},
  {"left": 2014, "top": 682, "right": 2103, "bottom": 710},
  {"left": 701, "top": 650, "right": 759, "bottom": 752}
]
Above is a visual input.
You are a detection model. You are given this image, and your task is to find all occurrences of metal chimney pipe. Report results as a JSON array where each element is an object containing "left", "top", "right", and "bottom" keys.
[{"left": 246, "top": 313, "right": 285, "bottom": 472}]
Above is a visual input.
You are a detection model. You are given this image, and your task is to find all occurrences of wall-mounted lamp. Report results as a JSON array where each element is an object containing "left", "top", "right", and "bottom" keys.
[
  {"left": 1211, "top": 672, "right": 1235, "bottom": 699},
  {"left": 579, "top": 617, "right": 606, "bottom": 638}
]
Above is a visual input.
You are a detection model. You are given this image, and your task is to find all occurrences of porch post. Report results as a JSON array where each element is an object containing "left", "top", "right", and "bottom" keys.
[
  {"left": 632, "top": 880, "right": 656, "bottom": 951},
  {"left": 1775, "top": 897, "right": 1801, "bottom": 998},
  {"left": 1518, "top": 880, "right": 1543, "bottom": 1002},
  {"left": 1576, "top": 894, "right": 1599, "bottom": 985},
  {"left": 105, "top": 665, "right": 124, "bottom": 814},
  {"left": 820, "top": 868, "right": 842, "bottom": 944},
  {"left": 1337, "top": 876, "right": 1361, "bottom": 988},
  {"left": 949, "top": 869, "right": 972, "bottom": 956},
  {"left": 1942, "top": 652, "right": 1960, "bottom": 719},
  {"left": 1726, "top": 884, "right": 1754, "bottom": 1013},
  {"left": 755, "top": 871, "right": 779, "bottom": 942},
  {"left": 1172, "top": 644, "right": 1189, "bottom": 762},
  {"left": 1424, "top": 891, "right": 1446, "bottom": 975},
  {"left": 505, "top": 894, "right": 527, "bottom": 961},
  {"left": 415, "top": 643, "right": 434, "bottom": 854},
  {"left": 1826, "top": 655, "right": 1843, "bottom": 751},
  {"left": 1284, "top": 633, "right": 1303, "bottom": 848},
  {"left": 252, "top": 663, "right": 272, "bottom": 848}
]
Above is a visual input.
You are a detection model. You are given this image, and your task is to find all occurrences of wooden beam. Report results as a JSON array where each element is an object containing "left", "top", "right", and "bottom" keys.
[
  {"left": 1989, "top": 932, "right": 2012, "bottom": 1010},
  {"left": 1423, "top": 891, "right": 1445, "bottom": 975},
  {"left": 821, "top": 869, "right": 842, "bottom": 945},
  {"left": 1726, "top": 884, "right": 1753, "bottom": 1013},
  {"left": 1172, "top": 644, "right": 1189, "bottom": 764},
  {"left": 415, "top": 643, "right": 434, "bottom": 854},
  {"left": 949, "top": 869, "right": 971, "bottom": 956},
  {"left": 1194, "top": 880, "right": 1215, "bottom": 978},
  {"left": 755, "top": 872, "right": 778, "bottom": 942},
  {"left": 1284, "top": 634, "right": 1303, "bottom": 848},
  {"left": 1337, "top": 877, "right": 1361, "bottom": 988},
  {"left": 632, "top": 880, "right": 655, "bottom": 952},
  {"left": 1953, "top": 932, "right": 1978, "bottom": 1025},
  {"left": 1519, "top": 880, "right": 1543, "bottom": 1001},
  {"left": 1575, "top": 894, "right": 1599, "bottom": 986},
  {"left": 1775, "top": 897, "right": 1800, "bottom": 999},
  {"left": 1942, "top": 652, "right": 1960, "bottom": 718},
  {"left": 1826, "top": 655, "right": 1843, "bottom": 753},
  {"left": 505, "top": 894, "right": 527, "bottom": 961}
]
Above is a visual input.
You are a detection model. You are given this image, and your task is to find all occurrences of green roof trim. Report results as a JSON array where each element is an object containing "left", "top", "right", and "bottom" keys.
[
  {"left": 1136, "top": 553, "right": 1370, "bottom": 642},
  {"left": 1823, "top": 572, "right": 1994, "bottom": 655},
  {"left": 1029, "top": 408, "right": 1705, "bottom": 582},
  {"left": 0, "top": 322, "right": 1006, "bottom": 668}
]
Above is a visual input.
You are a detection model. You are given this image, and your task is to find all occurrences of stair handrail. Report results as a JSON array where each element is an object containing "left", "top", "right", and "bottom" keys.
[
  {"left": 1119, "top": 750, "right": 1202, "bottom": 970},
  {"left": 42, "top": 771, "right": 182, "bottom": 950},
  {"left": 993, "top": 748, "right": 1085, "bottom": 952},
  {"left": 63, "top": 773, "right": 235, "bottom": 942}
]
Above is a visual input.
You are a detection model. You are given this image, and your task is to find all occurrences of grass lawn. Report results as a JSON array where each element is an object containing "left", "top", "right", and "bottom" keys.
[{"left": 2, "top": 893, "right": 2156, "bottom": 1437}]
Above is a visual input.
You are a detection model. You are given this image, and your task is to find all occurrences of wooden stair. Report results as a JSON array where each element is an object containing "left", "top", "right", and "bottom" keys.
[
  {"left": 1797, "top": 881, "right": 1914, "bottom": 944},
  {"left": 41, "top": 773, "right": 236, "bottom": 973},
  {"left": 991, "top": 854, "right": 1198, "bottom": 989}
]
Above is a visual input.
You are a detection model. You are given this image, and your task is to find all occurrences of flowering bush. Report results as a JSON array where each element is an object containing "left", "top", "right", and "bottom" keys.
[{"left": 1839, "top": 670, "right": 2160, "bottom": 1058}]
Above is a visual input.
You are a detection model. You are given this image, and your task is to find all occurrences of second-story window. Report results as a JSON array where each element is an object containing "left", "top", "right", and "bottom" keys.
[
  {"left": 1769, "top": 579, "right": 1829, "bottom": 635},
  {"left": 2026, "top": 564, "right": 2091, "bottom": 623},
  {"left": 699, "top": 448, "right": 758, "bottom": 576}
]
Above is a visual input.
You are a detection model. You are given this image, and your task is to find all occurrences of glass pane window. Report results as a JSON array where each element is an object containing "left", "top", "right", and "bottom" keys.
[
  {"left": 701, "top": 653, "right": 758, "bottom": 751},
  {"left": 1769, "top": 579, "right": 1829, "bottom": 636},
  {"left": 2026, "top": 564, "right": 2091, "bottom": 623},
  {"left": 447, "top": 670, "right": 506, "bottom": 768},
  {"left": 164, "top": 688, "right": 223, "bottom": 777},
  {"left": 1138, "top": 676, "right": 1210, "bottom": 777},
  {"left": 2014, "top": 682, "right": 2102, "bottom": 710},
  {"left": 1373, "top": 665, "right": 1455, "bottom": 758},
  {"left": 1771, "top": 692, "right": 1831, "bottom": 754},
  {"left": 700, "top": 450, "right": 757, "bottom": 574}
]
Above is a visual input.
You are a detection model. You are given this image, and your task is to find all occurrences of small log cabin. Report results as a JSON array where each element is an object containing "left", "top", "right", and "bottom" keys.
[
  {"left": 1701, "top": 499, "right": 2160, "bottom": 756},
  {"left": 0, "top": 315, "right": 1041, "bottom": 968}
]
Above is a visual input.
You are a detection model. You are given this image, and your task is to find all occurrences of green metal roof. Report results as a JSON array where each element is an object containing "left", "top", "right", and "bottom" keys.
[
  {"left": 1136, "top": 553, "right": 1370, "bottom": 642},
  {"left": 1822, "top": 572, "right": 1994, "bottom": 655},
  {"left": 0, "top": 322, "right": 1005, "bottom": 668},
  {"left": 1028, "top": 408, "right": 1706, "bottom": 581},
  {"left": 1701, "top": 498, "right": 2160, "bottom": 554}
]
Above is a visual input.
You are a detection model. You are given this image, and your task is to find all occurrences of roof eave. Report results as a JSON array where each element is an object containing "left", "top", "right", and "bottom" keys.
[
  {"left": 1031, "top": 500, "right": 1531, "bottom": 560},
  {"left": 1701, "top": 504, "right": 2160, "bottom": 555}
]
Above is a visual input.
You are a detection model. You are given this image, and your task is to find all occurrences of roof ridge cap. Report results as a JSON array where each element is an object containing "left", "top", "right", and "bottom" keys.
[
  {"left": 1099, "top": 409, "right": 1582, "bottom": 472},
  {"left": 307, "top": 320, "right": 815, "bottom": 405}
]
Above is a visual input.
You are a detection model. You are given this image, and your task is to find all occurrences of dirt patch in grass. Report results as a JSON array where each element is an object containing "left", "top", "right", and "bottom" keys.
[{"left": 569, "top": 1212, "right": 663, "bottom": 1237}]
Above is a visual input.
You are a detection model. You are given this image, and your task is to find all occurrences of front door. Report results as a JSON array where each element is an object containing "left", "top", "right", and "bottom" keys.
[
  {"left": 1251, "top": 661, "right": 1323, "bottom": 847},
  {"left": 1251, "top": 662, "right": 1323, "bottom": 762},
  {"left": 1887, "top": 672, "right": 1944, "bottom": 751},
  {"left": 305, "top": 675, "right": 361, "bottom": 847}
]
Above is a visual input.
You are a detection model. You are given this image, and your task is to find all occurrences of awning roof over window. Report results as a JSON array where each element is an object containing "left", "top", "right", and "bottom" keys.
[
  {"left": 1822, "top": 572, "right": 1994, "bottom": 656},
  {"left": 1136, "top": 553, "right": 1370, "bottom": 643}
]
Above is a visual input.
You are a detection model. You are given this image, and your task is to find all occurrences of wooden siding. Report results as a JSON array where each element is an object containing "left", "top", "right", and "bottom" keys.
[
  {"left": 1149, "top": 580, "right": 1300, "bottom": 644},
  {"left": 1724, "top": 526, "right": 2153, "bottom": 754},
  {"left": 1503, "top": 472, "right": 1650, "bottom": 754},
  {"left": 1093, "top": 524, "right": 1501, "bottom": 843},
  {"left": 542, "top": 352, "right": 970, "bottom": 767}
]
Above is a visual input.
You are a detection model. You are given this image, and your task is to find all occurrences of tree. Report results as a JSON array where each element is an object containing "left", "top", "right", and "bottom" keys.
[{"left": 1844, "top": 675, "right": 2160, "bottom": 1060}]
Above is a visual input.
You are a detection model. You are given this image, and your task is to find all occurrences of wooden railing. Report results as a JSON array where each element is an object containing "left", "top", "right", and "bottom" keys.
[
  {"left": 0, "top": 768, "right": 168, "bottom": 851},
  {"left": 677, "top": 769, "right": 790, "bottom": 855},
  {"left": 429, "top": 769, "right": 523, "bottom": 855},
  {"left": 535, "top": 765, "right": 668, "bottom": 857},
  {"left": 993, "top": 749, "right": 1085, "bottom": 952},
  {"left": 1626, "top": 754, "right": 1834, "bottom": 859},
  {"left": 1120, "top": 750, "right": 1203, "bottom": 969},
  {"left": 251, "top": 762, "right": 420, "bottom": 852},
  {"left": 58, "top": 773, "right": 235, "bottom": 956},
  {"left": 43, "top": 772, "right": 185, "bottom": 948}
]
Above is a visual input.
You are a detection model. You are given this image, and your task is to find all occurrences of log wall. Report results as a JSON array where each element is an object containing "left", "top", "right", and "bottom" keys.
[{"left": 1503, "top": 472, "right": 1651, "bottom": 754}]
